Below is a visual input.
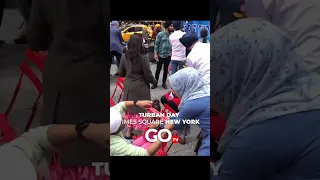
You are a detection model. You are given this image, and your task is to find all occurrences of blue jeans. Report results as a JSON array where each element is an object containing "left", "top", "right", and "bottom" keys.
[
  {"left": 170, "top": 60, "right": 185, "bottom": 75},
  {"left": 216, "top": 110, "right": 320, "bottom": 180}
]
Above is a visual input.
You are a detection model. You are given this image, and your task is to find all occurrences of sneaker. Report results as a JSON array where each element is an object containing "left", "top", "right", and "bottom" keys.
[{"left": 151, "top": 84, "right": 157, "bottom": 89}]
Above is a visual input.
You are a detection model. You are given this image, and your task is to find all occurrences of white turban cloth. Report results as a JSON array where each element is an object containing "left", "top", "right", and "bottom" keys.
[{"left": 110, "top": 107, "right": 122, "bottom": 134}]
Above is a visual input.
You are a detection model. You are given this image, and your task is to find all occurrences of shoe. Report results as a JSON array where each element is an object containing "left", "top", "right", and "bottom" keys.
[
  {"left": 162, "top": 84, "right": 167, "bottom": 89},
  {"left": 114, "top": 72, "right": 119, "bottom": 76},
  {"left": 124, "top": 133, "right": 135, "bottom": 139},
  {"left": 179, "top": 137, "right": 186, "bottom": 144},
  {"left": 14, "top": 34, "right": 28, "bottom": 44},
  {"left": 151, "top": 84, "right": 157, "bottom": 89}
]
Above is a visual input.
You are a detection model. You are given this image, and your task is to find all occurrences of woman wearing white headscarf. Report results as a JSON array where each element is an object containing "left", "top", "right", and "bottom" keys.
[
  {"left": 110, "top": 100, "right": 169, "bottom": 156},
  {"left": 211, "top": 18, "right": 320, "bottom": 179},
  {"left": 151, "top": 67, "right": 210, "bottom": 156}
]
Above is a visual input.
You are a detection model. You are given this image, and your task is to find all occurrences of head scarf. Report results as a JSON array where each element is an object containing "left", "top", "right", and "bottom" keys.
[
  {"left": 110, "top": 107, "right": 122, "bottom": 134},
  {"left": 211, "top": 18, "right": 320, "bottom": 153},
  {"left": 169, "top": 67, "right": 210, "bottom": 109},
  {"left": 110, "top": 21, "right": 119, "bottom": 27}
]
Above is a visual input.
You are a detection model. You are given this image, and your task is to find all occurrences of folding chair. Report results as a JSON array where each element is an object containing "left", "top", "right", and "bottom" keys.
[
  {"left": 111, "top": 77, "right": 125, "bottom": 103},
  {"left": 159, "top": 104, "right": 178, "bottom": 152},
  {"left": 25, "top": 48, "right": 47, "bottom": 72},
  {"left": 110, "top": 98, "right": 115, "bottom": 106},
  {"left": 3, "top": 53, "right": 44, "bottom": 136},
  {"left": 0, "top": 115, "right": 17, "bottom": 144}
]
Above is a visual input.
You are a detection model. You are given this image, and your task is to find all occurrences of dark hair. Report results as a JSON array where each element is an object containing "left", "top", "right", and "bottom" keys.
[
  {"left": 164, "top": 21, "right": 173, "bottom": 29},
  {"left": 152, "top": 99, "right": 161, "bottom": 112},
  {"left": 125, "top": 34, "right": 144, "bottom": 61},
  {"left": 200, "top": 28, "right": 208, "bottom": 43}
]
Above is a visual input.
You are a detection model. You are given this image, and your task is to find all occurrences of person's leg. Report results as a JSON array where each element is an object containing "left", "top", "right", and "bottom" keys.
[
  {"left": 114, "top": 52, "right": 122, "bottom": 75},
  {"left": 170, "top": 60, "right": 178, "bottom": 75},
  {"left": 16, "top": 0, "right": 30, "bottom": 22},
  {"left": 109, "top": 51, "right": 114, "bottom": 75},
  {"left": 162, "top": 57, "right": 171, "bottom": 88},
  {"left": 151, "top": 57, "right": 164, "bottom": 89},
  {"left": 14, "top": 0, "right": 30, "bottom": 44},
  {"left": 160, "top": 95, "right": 169, "bottom": 105},
  {"left": 177, "top": 61, "right": 185, "bottom": 71}
]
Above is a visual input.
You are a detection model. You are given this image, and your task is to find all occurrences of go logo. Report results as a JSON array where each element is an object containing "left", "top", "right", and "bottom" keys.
[{"left": 145, "top": 129, "right": 172, "bottom": 143}]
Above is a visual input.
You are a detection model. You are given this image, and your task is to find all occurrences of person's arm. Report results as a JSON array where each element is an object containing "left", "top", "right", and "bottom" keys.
[
  {"left": 118, "top": 55, "right": 126, "bottom": 77},
  {"left": 142, "top": 56, "right": 157, "bottom": 85},
  {"left": 27, "top": 0, "right": 50, "bottom": 51},
  {"left": 114, "top": 138, "right": 164, "bottom": 156},
  {"left": 118, "top": 30, "right": 124, "bottom": 44},
  {"left": 113, "top": 101, "right": 152, "bottom": 114},
  {"left": 154, "top": 32, "right": 161, "bottom": 55},
  {"left": 1, "top": 123, "right": 109, "bottom": 164}
]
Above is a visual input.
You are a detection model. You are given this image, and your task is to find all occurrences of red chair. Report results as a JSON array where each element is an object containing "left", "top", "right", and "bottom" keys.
[
  {"left": 132, "top": 107, "right": 174, "bottom": 156},
  {"left": 25, "top": 48, "right": 47, "bottom": 72},
  {"left": 161, "top": 103, "right": 177, "bottom": 114},
  {"left": 0, "top": 115, "right": 17, "bottom": 144},
  {"left": 111, "top": 77, "right": 125, "bottom": 103},
  {"left": 110, "top": 98, "right": 115, "bottom": 106},
  {"left": 1, "top": 51, "right": 45, "bottom": 141}
]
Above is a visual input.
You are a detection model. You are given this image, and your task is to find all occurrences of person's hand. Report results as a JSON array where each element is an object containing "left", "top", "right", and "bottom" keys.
[
  {"left": 154, "top": 53, "right": 159, "bottom": 61},
  {"left": 169, "top": 52, "right": 172, "bottom": 56},
  {"left": 83, "top": 123, "right": 109, "bottom": 148},
  {"left": 136, "top": 100, "right": 153, "bottom": 109}
]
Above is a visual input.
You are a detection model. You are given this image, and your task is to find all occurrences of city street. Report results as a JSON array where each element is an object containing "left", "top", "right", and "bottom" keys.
[{"left": 110, "top": 63, "right": 200, "bottom": 156}]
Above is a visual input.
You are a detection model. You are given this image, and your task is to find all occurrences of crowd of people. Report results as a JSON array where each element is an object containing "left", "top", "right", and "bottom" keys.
[
  {"left": 211, "top": 0, "right": 320, "bottom": 179},
  {"left": 109, "top": 20, "right": 211, "bottom": 156}
]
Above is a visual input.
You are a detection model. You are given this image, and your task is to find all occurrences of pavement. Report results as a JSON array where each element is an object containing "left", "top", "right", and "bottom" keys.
[
  {"left": 110, "top": 63, "right": 201, "bottom": 156},
  {"left": 0, "top": 9, "right": 41, "bottom": 135}
]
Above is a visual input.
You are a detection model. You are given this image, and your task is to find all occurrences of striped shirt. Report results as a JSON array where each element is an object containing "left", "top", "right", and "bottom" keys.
[
  {"left": 154, "top": 31, "right": 172, "bottom": 58},
  {"left": 169, "top": 30, "right": 186, "bottom": 61}
]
